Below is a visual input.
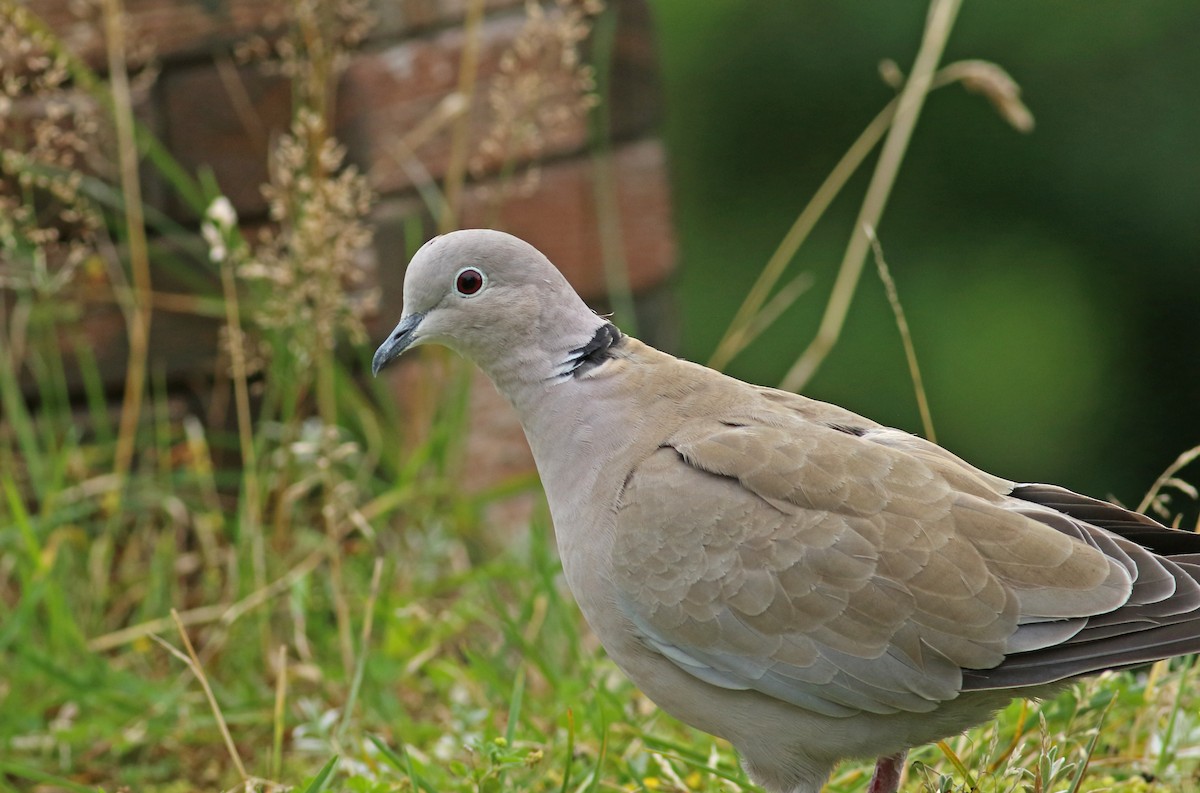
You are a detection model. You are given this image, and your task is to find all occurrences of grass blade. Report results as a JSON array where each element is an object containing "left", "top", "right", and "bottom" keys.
[
  {"left": 505, "top": 663, "right": 526, "bottom": 746},
  {"left": 1154, "top": 656, "right": 1196, "bottom": 779},
  {"left": 298, "top": 755, "right": 339, "bottom": 793},
  {"left": 935, "top": 739, "right": 976, "bottom": 789},
  {"left": 559, "top": 708, "right": 576, "bottom": 793},
  {"left": 1066, "top": 693, "right": 1116, "bottom": 793},
  {"left": 336, "top": 557, "right": 386, "bottom": 743},
  {"left": 0, "top": 762, "right": 103, "bottom": 793},
  {"left": 867, "top": 227, "right": 936, "bottom": 442},
  {"left": 367, "top": 736, "right": 435, "bottom": 793}
]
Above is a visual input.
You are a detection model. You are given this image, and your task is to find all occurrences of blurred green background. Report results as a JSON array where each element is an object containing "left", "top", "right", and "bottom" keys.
[{"left": 649, "top": 0, "right": 1200, "bottom": 509}]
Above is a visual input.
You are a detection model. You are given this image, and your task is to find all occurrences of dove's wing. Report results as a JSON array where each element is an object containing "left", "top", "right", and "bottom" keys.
[{"left": 609, "top": 399, "right": 1196, "bottom": 717}]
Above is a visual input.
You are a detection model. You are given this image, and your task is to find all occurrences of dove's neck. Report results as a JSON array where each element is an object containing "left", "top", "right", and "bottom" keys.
[
  {"left": 482, "top": 311, "right": 618, "bottom": 412},
  {"left": 482, "top": 320, "right": 652, "bottom": 521}
]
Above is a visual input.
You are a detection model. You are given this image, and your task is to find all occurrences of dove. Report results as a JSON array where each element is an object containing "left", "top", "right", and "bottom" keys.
[{"left": 372, "top": 229, "right": 1200, "bottom": 793}]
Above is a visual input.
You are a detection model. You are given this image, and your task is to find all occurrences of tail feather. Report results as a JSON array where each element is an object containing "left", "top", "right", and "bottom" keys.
[{"left": 961, "top": 484, "right": 1200, "bottom": 691}]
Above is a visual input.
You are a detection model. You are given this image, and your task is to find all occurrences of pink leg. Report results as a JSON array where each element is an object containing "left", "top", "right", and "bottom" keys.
[{"left": 866, "top": 752, "right": 907, "bottom": 793}]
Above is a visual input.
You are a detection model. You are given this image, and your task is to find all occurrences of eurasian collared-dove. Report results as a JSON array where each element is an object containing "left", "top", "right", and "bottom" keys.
[{"left": 373, "top": 229, "right": 1200, "bottom": 793}]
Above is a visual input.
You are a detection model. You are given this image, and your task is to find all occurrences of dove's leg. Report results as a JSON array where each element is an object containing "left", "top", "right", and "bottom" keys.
[{"left": 866, "top": 752, "right": 905, "bottom": 793}]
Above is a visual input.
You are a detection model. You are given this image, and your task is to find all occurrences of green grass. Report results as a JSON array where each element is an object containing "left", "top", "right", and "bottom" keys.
[
  {"left": 3, "top": 416, "right": 1200, "bottom": 793},
  {"left": 3, "top": 1, "right": 1200, "bottom": 791}
]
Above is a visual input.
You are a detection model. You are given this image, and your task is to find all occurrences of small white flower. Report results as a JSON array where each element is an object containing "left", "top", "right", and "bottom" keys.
[
  {"left": 201, "top": 221, "right": 226, "bottom": 263},
  {"left": 205, "top": 195, "right": 237, "bottom": 230}
]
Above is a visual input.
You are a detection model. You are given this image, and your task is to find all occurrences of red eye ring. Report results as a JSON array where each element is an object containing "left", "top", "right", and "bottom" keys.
[{"left": 454, "top": 267, "right": 486, "bottom": 297}]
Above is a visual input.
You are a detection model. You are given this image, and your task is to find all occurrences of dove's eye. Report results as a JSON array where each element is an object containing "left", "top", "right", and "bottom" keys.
[{"left": 454, "top": 267, "right": 486, "bottom": 297}]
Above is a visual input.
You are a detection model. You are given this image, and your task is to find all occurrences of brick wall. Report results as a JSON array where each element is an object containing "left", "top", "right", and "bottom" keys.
[
  {"left": 15, "top": 0, "right": 676, "bottom": 524},
  {"left": 18, "top": 0, "right": 676, "bottom": 383}
]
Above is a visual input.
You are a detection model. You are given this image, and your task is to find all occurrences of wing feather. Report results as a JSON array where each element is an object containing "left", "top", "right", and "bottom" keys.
[
  {"left": 611, "top": 402, "right": 1200, "bottom": 715},
  {"left": 961, "top": 485, "right": 1200, "bottom": 689}
]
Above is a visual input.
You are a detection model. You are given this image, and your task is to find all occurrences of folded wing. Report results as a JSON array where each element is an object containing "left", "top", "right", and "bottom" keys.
[{"left": 611, "top": 410, "right": 1200, "bottom": 718}]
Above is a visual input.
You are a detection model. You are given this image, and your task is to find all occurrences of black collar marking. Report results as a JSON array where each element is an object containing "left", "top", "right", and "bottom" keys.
[{"left": 566, "top": 322, "right": 623, "bottom": 377}]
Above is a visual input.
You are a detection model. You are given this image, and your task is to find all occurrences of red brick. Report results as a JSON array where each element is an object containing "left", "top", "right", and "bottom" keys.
[
  {"left": 339, "top": 0, "right": 662, "bottom": 198},
  {"left": 374, "top": 0, "right": 524, "bottom": 39},
  {"left": 23, "top": 0, "right": 526, "bottom": 70},
  {"left": 157, "top": 12, "right": 544, "bottom": 217},
  {"left": 159, "top": 63, "right": 291, "bottom": 218},
  {"left": 338, "top": 11, "right": 591, "bottom": 198},
  {"left": 23, "top": 0, "right": 292, "bottom": 68},
  {"left": 24, "top": 0, "right": 521, "bottom": 68}
]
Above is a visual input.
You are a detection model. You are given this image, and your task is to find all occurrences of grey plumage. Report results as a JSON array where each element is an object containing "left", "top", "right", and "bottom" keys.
[{"left": 373, "top": 229, "right": 1200, "bottom": 793}]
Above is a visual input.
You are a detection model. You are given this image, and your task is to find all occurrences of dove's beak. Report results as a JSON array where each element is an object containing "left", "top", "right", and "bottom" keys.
[{"left": 372, "top": 312, "right": 425, "bottom": 376}]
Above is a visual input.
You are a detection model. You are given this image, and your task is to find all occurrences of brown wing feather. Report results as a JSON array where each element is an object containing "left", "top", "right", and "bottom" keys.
[{"left": 611, "top": 407, "right": 1134, "bottom": 717}]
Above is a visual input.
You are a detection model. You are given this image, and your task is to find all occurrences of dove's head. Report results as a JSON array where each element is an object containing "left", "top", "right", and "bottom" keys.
[{"left": 371, "top": 230, "right": 608, "bottom": 386}]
